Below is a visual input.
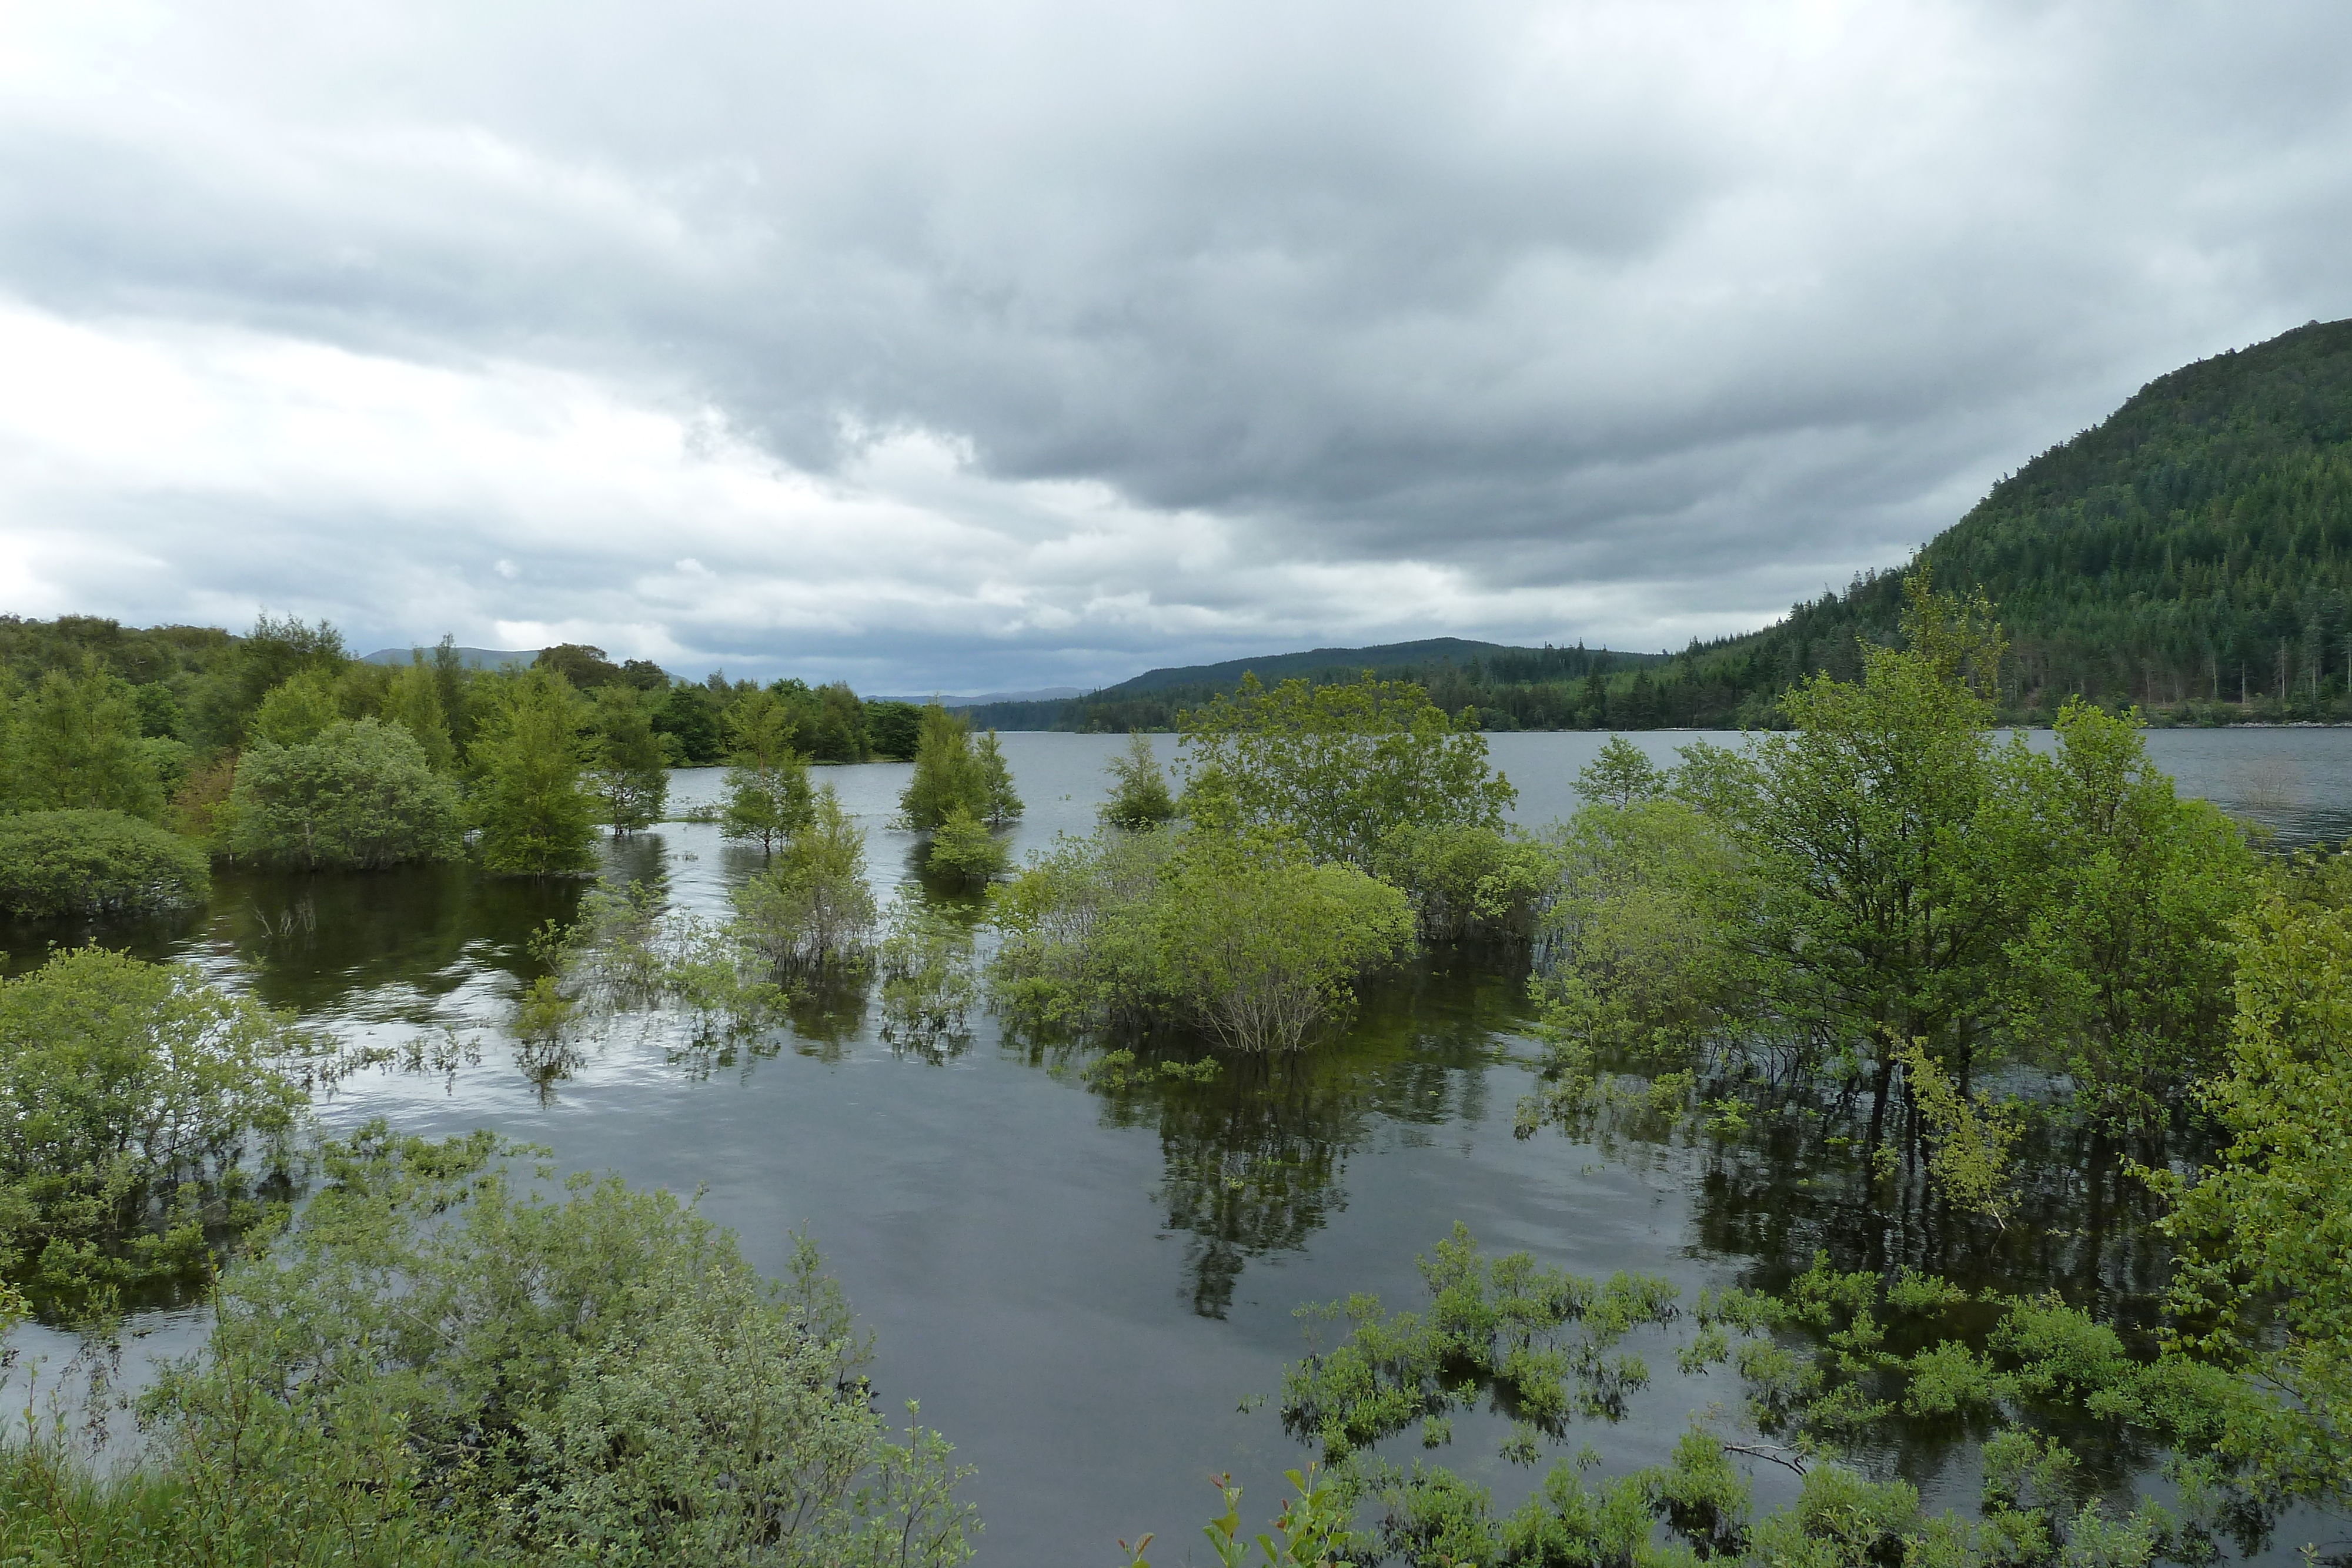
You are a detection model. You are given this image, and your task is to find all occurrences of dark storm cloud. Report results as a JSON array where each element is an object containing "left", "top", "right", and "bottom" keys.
[{"left": 1, "top": 1, "right": 2348, "bottom": 685}]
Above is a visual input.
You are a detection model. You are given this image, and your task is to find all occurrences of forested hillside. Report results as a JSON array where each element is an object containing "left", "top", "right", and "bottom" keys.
[
  {"left": 973, "top": 316, "right": 2352, "bottom": 731},
  {"left": 1593, "top": 316, "right": 2352, "bottom": 728}
]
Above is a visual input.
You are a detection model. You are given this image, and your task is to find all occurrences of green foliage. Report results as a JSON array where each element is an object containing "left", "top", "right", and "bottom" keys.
[
  {"left": 1102, "top": 730, "right": 1179, "bottom": 830},
  {"left": 734, "top": 785, "right": 878, "bottom": 970},
  {"left": 470, "top": 668, "right": 599, "bottom": 876},
  {"left": 1152, "top": 835, "right": 1414, "bottom": 1052},
  {"left": 1527, "top": 795, "right": 1750, "bottom": 1119},
  {"left": 927, "top": 808, "right": 1010, "bottom": 885},
  {"left": 1576, "top": 734, "right": 1669, "bottom": 805},
  {"left": 900, "top": 704, "right": 996, "bottom": 830},
  {"left": 974, "top": 728, "right": 1023, "bottom": 824},
  {"left": 2159, "top": 863, "right": 2352, "bottom": 1496},
  {"left": 867, "top": 699, "right": 923, "bottom": 761},
  {"left": 0, "top": 948, "right": 308, "bottom": 1306},
  {"left": 52, "top": 1122, "right": 978, "bottom": 1567},
  {"left": 0, "top": 809, "right": 210, "bottom": 918},
  {"left": 1178, "top": 673, "right": 1514, "bottom": 867},
  {"left": 249, "top": 667, "right": 342, "bottom": 746},
  {"left": 584, "top": 683, "right": 670, "bottom": 831},
  {"left": 1279, "top": 1224, "right": 1682, "bottom": 1462},
  {"left": 1893, "top": 1040, "right": 2024, "bottom": 1225},
  {"left": 991, "top": 828, "right": 1412, "bottom": 1052},
  {"left": 1999, "top": 700, "right": 2257, "bottom": 1132},
  {"left": 379, "top": 656, "right": 456, "bottom": 768},
  {"left": 652, "top": 680, "right": 724, "bottom": 764},
  {"left": 2, "top": 665, "right": 165, "bottom": 819},
  {"left": 1371, "top": 822, "right": 1556, "bottom": 944},
  {"left": 228, "top": 719, "right": 465, "bottom": 870}
]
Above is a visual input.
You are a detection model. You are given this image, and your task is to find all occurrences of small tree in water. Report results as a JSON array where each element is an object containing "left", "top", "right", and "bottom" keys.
[
  {"left": 734, "top": 785, "right": 877, "bottom": 970},
  {"left": 899, "top": 703, "right": 996, "bottom": 830},
  {"left": 470, "top": 668, "right": 599, "bottom": 876},
  {"left": 1100, "top": 731, "right": 1177, "bottom": 830},
  {"left": 974, "top": 729, "right": 1023, "bottom": 825},
  {"left": 585, "top": 684, "right": 670, "bottom": 833},
  {"left": 720, "top": 689, "right": 813, "bottom": 854}
]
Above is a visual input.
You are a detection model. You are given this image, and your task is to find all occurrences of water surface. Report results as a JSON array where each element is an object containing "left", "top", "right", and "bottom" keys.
[{"left": 6, "top": 727, "right": 2348, "bottom": 1562}]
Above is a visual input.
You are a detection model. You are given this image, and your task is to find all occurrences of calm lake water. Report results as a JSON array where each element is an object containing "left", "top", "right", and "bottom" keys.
[{"left": 5, "top": 727, "right": 2348, "bottom": 1563}]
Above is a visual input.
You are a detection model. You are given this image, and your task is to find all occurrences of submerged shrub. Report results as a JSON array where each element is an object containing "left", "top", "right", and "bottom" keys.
[
  {"left": 0, "top": 947, "right": 308, "bottom": 1304},
  {"left": 989, "top": 828, "right": 1412, "bottom": 1051},
  {"left": 926, "top": 807, "right": 1010, "bottom": 884},
  {"left": 1371, "top": 821, "right": 1556, "bottom": 945},
  {"left": 229, "top": 718, "right": 465, "bottom": 870},
  {"left": 31, "top": 1122, "right": 980, "bottom": 1567},
  {"left": 0, "top": 809, "right": 211, "bottom": 918},
  {"left": 1100, "top": 730, "right": 1178, "bottom": 830},
  {"left": 734, "top": 785, "right": 878, "bottom": 969}
]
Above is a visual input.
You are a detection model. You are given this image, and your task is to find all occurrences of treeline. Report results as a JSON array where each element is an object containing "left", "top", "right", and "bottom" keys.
[
  {"left": 0, "top": 615, "right": 933, "bottom": 913},
  {"left": 962, "top": 642, "right": 1666, "bottom": 733}
]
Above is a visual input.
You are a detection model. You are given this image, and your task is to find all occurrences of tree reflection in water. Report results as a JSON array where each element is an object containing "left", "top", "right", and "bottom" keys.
[{"left": 1035, "top": 957, "right": 1524, "bottom": 1317}]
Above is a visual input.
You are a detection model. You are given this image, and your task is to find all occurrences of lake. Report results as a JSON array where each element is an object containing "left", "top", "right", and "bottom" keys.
[{"left": 4, "top": 727, "right": 2347, "bottom": 1563}]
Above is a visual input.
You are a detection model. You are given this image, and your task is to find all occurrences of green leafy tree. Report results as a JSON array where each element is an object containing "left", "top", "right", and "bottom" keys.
[
  {"left": 1151, "top": 834, "right": 1415, "bottom": 1051},
  {"left": 926, "top": 808, "right": 1010, "bottom": 885},
  {"left": 249, "top": 668, "right": 342, "bottom": 746},
  {"left": 899, "top": 703, "right": 990, "bottom": 830},
  {"left": 1574, "top": 735, "right": 1668, "bottom": 805},
  {"left": 974, "top": 729, "right": 1023, "bottom": 825},
  {"left": 866, "top": 700, "right": 923, "bottom": 760},
  {"left": 720, "top": 689, "right": 814, "bottom": 852},
  {"left": 228, "top": 720, "right": 465, "bottom": 870},
  {"left": 1178, "top": 673, "right": 1514, "bottom": 867},
  {"left": 2000, "top": 699, "right": 2259, "bottom": 1134},
  {"left": 653, "top": 682, "right": 724, "bottom": 764},
  {"left": 3, "top": 665, "right": 165, "bottom": 819},
  {"left": 585, "top": 684, "right": 670, "bottom": 833},
  {"left": 1101, "top": 731, "right": 1178, "bottom": 830},
  {"left": 1705, "top": 577, "right": 2022, "bottom": 1146},
  {"left": 733, "top": 786, "right": 877, "bottom": 969},
  {"left": 0, "top": 810, "right": 211, "bottom": 918},
  {"left": 0, "top": 948, "right": 308, "bottom": 1304},
  {"left": 380, "top": 656, "right": 456, "bottom": 770},
  {"left": 469, "top": 669, "right": 598, "bottom": 876},
  {"left": 2160, "top": 861, "right": 2352, "bottom": 1497},
  {"left": 533, "top": 641, "right": 622, "bottom": 688},
  {"left": 1371, "top": 823, "right": 1556, "bottom": 945}
]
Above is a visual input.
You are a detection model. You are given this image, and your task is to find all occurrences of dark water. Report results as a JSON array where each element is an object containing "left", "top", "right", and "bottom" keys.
[{"left": 5, "top": 728, "right": 2350, "bottom": 1563}]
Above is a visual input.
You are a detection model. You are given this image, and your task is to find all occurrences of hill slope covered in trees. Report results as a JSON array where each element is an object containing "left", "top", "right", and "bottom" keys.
[{"left": 972, "top": 316, "right": 2352, "bottom": 731}]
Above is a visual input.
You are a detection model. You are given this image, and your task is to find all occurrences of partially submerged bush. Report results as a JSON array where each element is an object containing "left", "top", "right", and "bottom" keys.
[
  {"left": 989, "top": 828, "right": 1413, "bottom": 1051},
  {"left": 0, "top": 948, "right": 308, "bottom": 1305},
  {"left": 926, "top": 807, "right": 1010, "bottom": 884},
  {"left": 0, "top": 808, "right": 210, "bottom": 918},
  {"left": 1371, "top": 822, "right": 1556, "bottom": 945},
  {"left": 4, "top": 1122, "right": 979, "bottom": 1567},
  {"left": 735, "top": 785, "right": 878, "bottom": 970},
  {"left": 229, "top": 718, "right": 465, "bottom": 870},
  {"left": 1100, "top": 730, "right": 1178, "bottom": 830}
]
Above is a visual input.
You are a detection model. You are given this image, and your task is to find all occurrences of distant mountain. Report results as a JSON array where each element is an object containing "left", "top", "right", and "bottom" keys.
[
  {"left": 958, "top": 638, "right": 1665, "bottom": 731},
  {"left": 362, "top": 646, "right": 540, "bottom": 670},
  {"left": 870, "top": 686, "right": 1087, "bottom": 705}
]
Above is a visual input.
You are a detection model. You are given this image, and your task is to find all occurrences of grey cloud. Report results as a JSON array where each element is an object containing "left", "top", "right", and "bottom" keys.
[{"left": 2, "top": 0, "right": 2350, "bottom": 686}]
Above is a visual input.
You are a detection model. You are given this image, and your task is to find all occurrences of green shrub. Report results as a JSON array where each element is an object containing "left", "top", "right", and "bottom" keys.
[
  {"left": 988, "top": 828, "right": 1413, "bottom": 1051},
  {"left": 229, "top": 718, "right": 465, "bottom": 870},
  {"left": 1101, "top": 730, "right": 1178, "bottom": 830},
  {"left": 0, "top": 947, "right": 308, "bottom": 1305},
  {"left": 0, "top": 808, "right": 210, "bottom": 918},
  {"left": 926, "top": 807, "right": 1010, "bottom": 884},
  {"left": 3, "top": 1124, "right": 977, "bottom": 1567},
  {"left": 734, "top": 785, "right": 878, "bottom": 969}
]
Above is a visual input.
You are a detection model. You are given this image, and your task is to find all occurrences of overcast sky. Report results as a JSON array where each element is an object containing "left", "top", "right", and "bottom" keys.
[{"left": 1, "top": 1, "right": 2347, "bottom": 691}]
